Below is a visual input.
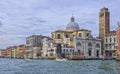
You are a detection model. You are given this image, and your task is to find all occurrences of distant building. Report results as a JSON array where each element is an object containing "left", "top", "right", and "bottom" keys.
[
  {"left": 8, "top": 46, "right": 18, "bottom": 58},
  {"left": 0, "top": 50, "right": 1, "bottom": 57},
  {"left": 13, "top": 46, "right": 18, "bottom": 58},
  {"left": 32, "top": 45, "right": 42, "bottom": 59},
  {"left": 18, "top": 45, "right": 26, "bottom": 58},
  {"left": 1, "top": 45, "right": 26, "bottom": 59},
  {"left": 0, "top": 50, "right": 7, "bottom": 58},
  {"left": 26, "top": 35, "right": 44, "bottom": 59},
  {"left": 6, "top": 47, "right": 12, "bottom": 58},
  {"left": 9, "top": 46, "right": 14, "bottom": 58},
  {"left": 0, "top": 49, "right": 4, "bottom": 57}
]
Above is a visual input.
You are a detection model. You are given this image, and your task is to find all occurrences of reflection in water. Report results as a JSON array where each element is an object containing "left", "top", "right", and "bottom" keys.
[
  {"left": 116, "top": 61, "right": 120, "bottom": 74},
  {"left": 0, "top": 59, "right": 119, "bottom": 74},
  {"left": 98, "top": 61, "right": 113, "bottom": 71}
]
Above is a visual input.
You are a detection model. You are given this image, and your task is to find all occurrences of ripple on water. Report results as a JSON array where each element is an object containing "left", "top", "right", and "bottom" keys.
[{"left": 0, "top": 59, "right": 119, "bottom": 74}]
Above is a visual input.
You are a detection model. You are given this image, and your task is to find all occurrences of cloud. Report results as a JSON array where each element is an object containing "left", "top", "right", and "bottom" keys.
[
  {"left": 0, "top": 0, "right": 120, "bottom": 48},
  {"left": 0, "top": 21, "right": 3, "bottom": 27},
  {"left": 0, "top": 35, "right": 26, "bottom": 48}
]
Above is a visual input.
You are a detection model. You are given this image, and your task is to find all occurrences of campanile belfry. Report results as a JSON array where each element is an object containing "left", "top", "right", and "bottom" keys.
[{"left": 99, "top": 7, "right": 110, "bottom": 54}]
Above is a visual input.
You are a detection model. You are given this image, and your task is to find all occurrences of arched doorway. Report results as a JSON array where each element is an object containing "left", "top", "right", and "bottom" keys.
[
  {"left": 95, "top": 43, "right": 100, "bottom": 57},
  {"left": 88, "top": 43, "right": 92, "bottom": 56}
]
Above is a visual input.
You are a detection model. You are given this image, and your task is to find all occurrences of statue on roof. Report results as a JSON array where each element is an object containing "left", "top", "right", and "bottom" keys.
[{"left": 117, "top": 22, "right": 120, "bottom": 27}]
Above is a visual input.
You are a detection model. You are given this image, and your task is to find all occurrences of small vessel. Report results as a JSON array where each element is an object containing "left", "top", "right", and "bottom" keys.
[
  {"left": 56, "top": 54, "right": 67, "bottom": 61},
  {"left": 56, "top": 58, "right": 67, "bottom": 61}
]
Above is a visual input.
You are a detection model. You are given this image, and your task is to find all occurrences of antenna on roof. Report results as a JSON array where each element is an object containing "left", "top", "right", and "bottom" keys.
[
  {"left": 71, "top": 13, "right": 74, "bottom": 22},
  {"left": 117, "top": 21, "right": 120, "bottom": 27}
]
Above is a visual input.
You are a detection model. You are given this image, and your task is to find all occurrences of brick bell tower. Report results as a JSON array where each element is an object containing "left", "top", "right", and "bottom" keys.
[{"left": 99, "top": 7, "right": 110, "bottom": 55}]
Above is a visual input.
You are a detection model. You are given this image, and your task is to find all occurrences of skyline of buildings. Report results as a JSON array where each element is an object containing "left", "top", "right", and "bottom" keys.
[{"left": 1, "top": 7, "right": 120, "bottom": 60}]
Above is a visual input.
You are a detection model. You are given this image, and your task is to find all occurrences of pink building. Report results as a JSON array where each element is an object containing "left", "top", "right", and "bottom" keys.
[{"left": 116, "top": 22, "right": 120, "bottom": 60}]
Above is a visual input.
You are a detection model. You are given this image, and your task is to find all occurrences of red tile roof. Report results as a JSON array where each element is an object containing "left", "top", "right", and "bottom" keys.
[
  {"left": 106, "top": 30, "right": 116, "bottom": 36},
  {"left": 52, "top": 29, "right": 91, "bottom": 33}
]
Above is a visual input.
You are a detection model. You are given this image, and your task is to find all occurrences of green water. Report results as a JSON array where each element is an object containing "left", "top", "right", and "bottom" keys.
[{"left": 0, "top": 59, "right": 120, "bottom": 74}]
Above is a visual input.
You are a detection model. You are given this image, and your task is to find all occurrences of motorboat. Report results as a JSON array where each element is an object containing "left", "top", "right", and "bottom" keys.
[{"left": 55, "top": 58, "right": 67, "bottom": 61}]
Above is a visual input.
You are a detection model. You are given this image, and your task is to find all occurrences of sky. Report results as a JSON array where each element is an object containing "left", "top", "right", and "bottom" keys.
[{"left": 0, "top": 0, "right": 120, "bottom": 49}]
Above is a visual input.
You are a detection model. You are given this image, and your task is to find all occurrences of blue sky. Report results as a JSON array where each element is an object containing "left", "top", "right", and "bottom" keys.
[{"left": 0, "top": 0, "right": 120, "bottom": 49}]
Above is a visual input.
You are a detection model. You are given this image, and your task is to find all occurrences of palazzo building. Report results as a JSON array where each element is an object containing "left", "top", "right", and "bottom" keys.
[
  {"left": 41, "top": 37, "right": 57, "bottom": 59},
  {"left": 104, "top": 31, "right": 116, "bottom": 58},
  {"left": 26, "top": 35, "right": 43, "bottom": 59}
]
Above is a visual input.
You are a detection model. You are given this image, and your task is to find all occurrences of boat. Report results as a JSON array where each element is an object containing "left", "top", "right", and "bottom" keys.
[
  {"left": 55, "top": 54, "right": 67, "bottom": 61},
  {"left": 56, "top": 58, "right": 67, "bottom": 61}
]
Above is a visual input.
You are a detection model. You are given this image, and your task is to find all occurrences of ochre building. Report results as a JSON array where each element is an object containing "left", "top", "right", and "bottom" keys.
[{"left": 51, "top": 16, "right": 91, "bottom": 48}]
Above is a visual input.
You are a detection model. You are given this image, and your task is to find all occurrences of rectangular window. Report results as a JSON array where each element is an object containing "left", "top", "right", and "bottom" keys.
[
  {"left": 105, "top": 44, "right": 108, "bottom": 49},
  {"left": 110, "top": 38, "right": 112, "bottom": 43},
  {"left": 114, "top": 38, "right": 116, "bottom": 42},
  {"left": 88, "top": 50, "right": 91, "bottom": 56},
  {"left": 66, "top": 34, "right": 68, "bottom": 38},
  {"left": 86, "top": 33, "right": 89, "bottom": 37},
  {"left": 106, "top": 39, "right": 108, "bottom": 43},
  {"left": 96, "top": 50, "right": 99, "bottom": 57},
  {"left": 57, "top": 34, "right": 61, "bottom": 39},
  {"left": 109, "top": 44, "right": 111, "bottom": 49},
  {"left": 79, "top": 33, "right": 82, "bottom": 37},
  {"left": 52, "top": 34, "right": 54, "bottom": 38}
]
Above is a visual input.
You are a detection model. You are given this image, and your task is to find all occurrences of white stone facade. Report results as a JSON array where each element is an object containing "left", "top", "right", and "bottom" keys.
[
  {"left": 61, "top": 47, "right": 75, "bottom": 54},
  {"left": 42, "top": 38, "right": 57, "bottom": 57},
  {"left": 60, "top": 36, "right": 102, "bottom": 58},
  {"left": 75, "top": 37, "right": 102, "bottom": 58},
  {"left": 105, "top": 34, "right": 117, "bottom": 57}
]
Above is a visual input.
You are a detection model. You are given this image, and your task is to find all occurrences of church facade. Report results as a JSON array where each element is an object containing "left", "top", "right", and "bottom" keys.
[{"left": 51, "top": 16, "right": 102, "bottom": 58}]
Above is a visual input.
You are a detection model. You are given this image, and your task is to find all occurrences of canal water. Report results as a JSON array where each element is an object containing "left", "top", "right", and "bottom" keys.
[{"left": 0, "top": 59, "right": 120, "bottom": 74}]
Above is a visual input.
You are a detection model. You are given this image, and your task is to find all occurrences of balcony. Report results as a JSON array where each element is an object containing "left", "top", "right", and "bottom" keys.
[{"left": 54, "top": 39, "right": 62, "bottom": 43}]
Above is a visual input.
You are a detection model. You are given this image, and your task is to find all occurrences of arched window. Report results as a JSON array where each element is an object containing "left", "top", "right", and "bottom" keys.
[
  {"left": 110, "top": 38, "right": 112, "bottom": 42},
  {"left": 96, "top": 50, "right": 99, "bottom": 57},
  {"left": 66, "top": 34, "right": 68, "bottom": 38},
  {"left": 79, "top": 33, "right": 82, "bottom": 37},
  {"left": 66, "top": 49, "right": 68, "bottom": 52},
  {"left": 77, "top": 42, "right": 81, "bottom": 46},
  {"left": 78, "top": 50, "right": 80, "bottom": 54},
  {"left": 88, "top": 43, "right": 92, "bottom": 47},
  {"left": 114, "top": 38, "right": 116, "bottom": 42},
  {"left": 64, "top": 49, "right": 65, "bottom": 52},
  {"left": 88, "top": 50, "right": 91, "bottom": 56},
  {"left": 96, "top": 43, "right": 100, "bottom": 48},
  {"left": 57, "top": 34, "right": 61, "bottom": 39}
]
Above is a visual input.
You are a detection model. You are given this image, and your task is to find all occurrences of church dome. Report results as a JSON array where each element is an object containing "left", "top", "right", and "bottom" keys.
[{"left": 66, "top": 16, "right": 79, "bottom": 31}]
